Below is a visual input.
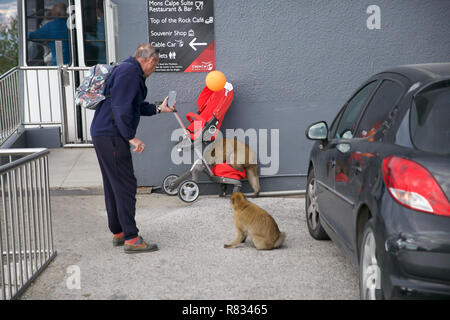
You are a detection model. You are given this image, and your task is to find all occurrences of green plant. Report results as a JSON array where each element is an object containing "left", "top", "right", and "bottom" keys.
[{"left": 0, "top": 15, "right": 18, "bottom": 75}]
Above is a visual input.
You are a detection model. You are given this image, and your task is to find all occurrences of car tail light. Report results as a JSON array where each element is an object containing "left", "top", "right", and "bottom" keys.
[{"left": 382, "top": 156, "right": 450, "bottom": 217}]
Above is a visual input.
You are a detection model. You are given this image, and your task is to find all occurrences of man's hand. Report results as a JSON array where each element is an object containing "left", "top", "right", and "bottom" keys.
[
  {"left": 160, "top": 96, "right": 176, "bottom": 113},
  {"left": 129, "top": 137, "right": 146, "bottom": 154}
]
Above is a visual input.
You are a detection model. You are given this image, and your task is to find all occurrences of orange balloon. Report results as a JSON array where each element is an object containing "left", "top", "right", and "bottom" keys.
[{"left": 205, "top": 70, "right": 226, "bottom": 91}]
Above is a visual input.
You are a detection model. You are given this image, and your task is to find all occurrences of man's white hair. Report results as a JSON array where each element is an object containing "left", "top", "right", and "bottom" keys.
[
  {"left": 134, "top": 43, "right": 159, "bottom": 60},
  {"left": 52, "top": 3, "right": 67, "bottom": 17}
]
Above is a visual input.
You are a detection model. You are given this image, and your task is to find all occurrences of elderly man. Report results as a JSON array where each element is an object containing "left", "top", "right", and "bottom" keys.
[{"left": 90, "top": 44, "right": 175, "bottom": 253}]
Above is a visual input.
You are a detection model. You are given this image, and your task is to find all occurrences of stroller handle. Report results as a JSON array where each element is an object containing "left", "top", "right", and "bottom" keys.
[{"left": 173, "top": 110, "right": 191, "bottom": 137}]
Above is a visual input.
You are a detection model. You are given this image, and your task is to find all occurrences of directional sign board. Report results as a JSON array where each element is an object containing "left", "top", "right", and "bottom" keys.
[{"left": 148, "top": 0, "right": 215, "bottom": 72}]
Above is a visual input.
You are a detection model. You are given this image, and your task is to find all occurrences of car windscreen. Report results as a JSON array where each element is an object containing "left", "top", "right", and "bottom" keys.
[{"left": 410, "top": 80, "right": 450, "bottom": 155}]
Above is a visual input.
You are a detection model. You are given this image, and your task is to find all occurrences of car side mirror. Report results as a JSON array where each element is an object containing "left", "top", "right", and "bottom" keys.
[{"left": 306, "top": 121, "right": 328, "bottom": 141}]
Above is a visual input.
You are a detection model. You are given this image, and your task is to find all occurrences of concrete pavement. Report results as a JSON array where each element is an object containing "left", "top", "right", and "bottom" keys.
[
  {"left": 21, "top": 193, "right": 359, "bottom": 300},
  {"left": 21, "top": 148, "right": 359, "bottom": 299},
  {"left": 47, "top": 148, "right": 103, "bottom": 191}
]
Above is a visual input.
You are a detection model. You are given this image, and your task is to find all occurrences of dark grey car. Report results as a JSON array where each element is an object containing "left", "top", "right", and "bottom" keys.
[{"left": 305, "top": 63, "right": 450, "bottom": 299}]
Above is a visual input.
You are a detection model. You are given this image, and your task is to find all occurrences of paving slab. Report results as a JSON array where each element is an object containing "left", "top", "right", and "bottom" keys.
[
  {"left": 21, "top": 194, "right": 359, "bottom": 300},
  {"left": 48, "top": 148, "right": 103, "bottom": 190}
]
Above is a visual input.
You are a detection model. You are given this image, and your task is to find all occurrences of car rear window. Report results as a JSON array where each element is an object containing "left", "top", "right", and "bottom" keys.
[{"left": 410, "top": 80, "right": 450, "bottom": 155}]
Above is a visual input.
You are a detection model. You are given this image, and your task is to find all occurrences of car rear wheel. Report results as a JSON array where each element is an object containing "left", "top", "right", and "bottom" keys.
[
  {"left": 359, "top": 220, "right": 384, "bottom": 300},
  {"left": 306, "top": 169, "right": 330, "bottom": 240}
]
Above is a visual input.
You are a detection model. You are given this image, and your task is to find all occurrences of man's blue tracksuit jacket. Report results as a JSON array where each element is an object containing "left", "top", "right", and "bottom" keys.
[{"left": 90, "top": 56, "right": 157, "bottom": 240}]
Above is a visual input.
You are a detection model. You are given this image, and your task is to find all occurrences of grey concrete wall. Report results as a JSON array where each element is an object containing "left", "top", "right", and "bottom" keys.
[
  {"left": 24, "top": 127, "right": 62, "bottom": 149},
  {"left": 0, "top": 127, "right": 61, "bottom": 149},
  {"left": 113, "top": 0, "right": 450, "bottom": 191}
]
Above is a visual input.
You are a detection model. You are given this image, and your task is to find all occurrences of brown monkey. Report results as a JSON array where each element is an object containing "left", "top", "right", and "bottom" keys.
[
  {"left": 224, "top": 192, "right": 286, "bottom": 250},
  {"left": 205, "top": 138, "right": 260, "bottom": 197}
]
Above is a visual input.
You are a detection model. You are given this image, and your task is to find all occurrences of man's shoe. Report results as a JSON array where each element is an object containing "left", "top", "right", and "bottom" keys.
[
  {"left": 113, "top": 234, "right": 125, "bottom": 247},
  {"left": 124, "top": 236, "right": 159, "bottom": 254}
]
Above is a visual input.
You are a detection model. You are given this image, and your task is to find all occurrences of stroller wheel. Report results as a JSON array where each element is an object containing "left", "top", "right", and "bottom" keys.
[
  {"left": 163, "top": 174, "right": 180, "bottom": 196},
  {"left": 178, "top": 180, "right": 200, "bottom": 203}
]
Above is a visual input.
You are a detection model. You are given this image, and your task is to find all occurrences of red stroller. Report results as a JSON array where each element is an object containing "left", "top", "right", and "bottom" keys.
[{"left": 162, "top": 82, "right": 244, "bottom": 202}]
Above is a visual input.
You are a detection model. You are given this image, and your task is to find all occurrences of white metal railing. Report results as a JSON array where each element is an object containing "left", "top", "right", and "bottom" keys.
[
  {"left": 0, "top": 148, "right": 56, "bottom": 300},
  {"left": 0, "top": 68, "right": 21, "bottom": 146},
  {"left": 0, "top": 65, "right": 93, "bottom": 147},
  {"left": 20, "top": 66, "right": 62, "bottom": 127},
  {"left": 20, "top": 66, "right": 93, "bottom": 146}
]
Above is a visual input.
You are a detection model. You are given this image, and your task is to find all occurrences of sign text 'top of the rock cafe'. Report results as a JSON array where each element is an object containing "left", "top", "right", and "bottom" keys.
[{"left": 148, "top": 0, "right": 215, "bottom": 72}]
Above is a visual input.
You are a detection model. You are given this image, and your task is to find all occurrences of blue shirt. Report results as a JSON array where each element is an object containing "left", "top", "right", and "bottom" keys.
[
  {"left": 28, "top": 18, "right": 70, "bottom": 65},
  {"left": 90, "top": 56, "right": 157, "bottom": 140}
]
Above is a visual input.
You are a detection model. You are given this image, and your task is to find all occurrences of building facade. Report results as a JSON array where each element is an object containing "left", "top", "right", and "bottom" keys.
[{"left": 14, "top": 0, "right": 450, "bottom": 192}]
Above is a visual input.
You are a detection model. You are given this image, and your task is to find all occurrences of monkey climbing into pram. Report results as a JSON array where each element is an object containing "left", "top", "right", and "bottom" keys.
[{"left": 162, "top": 75, "right": 260, "bottom": 203}]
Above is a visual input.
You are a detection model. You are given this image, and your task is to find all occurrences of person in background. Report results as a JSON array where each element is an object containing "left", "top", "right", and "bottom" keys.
[
  {"left": 90, "top": 44, "right": 176, "bottom": 254},
  {"left": 28, "top": 2, "right": 70, "bottom": 65}
]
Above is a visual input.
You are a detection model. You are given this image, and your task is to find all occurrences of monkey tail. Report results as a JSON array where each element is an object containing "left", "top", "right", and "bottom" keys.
[
  {"left": 247, "top": 165, "right": 260, "bottom": 197},
  {"left": 274, "top": 232, "right": 286, "bottom": 248}
]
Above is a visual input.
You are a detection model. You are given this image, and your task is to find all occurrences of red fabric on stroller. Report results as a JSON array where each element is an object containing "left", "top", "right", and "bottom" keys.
[
  {"left": 185, "top": 85, "right": 234, "bottom": 141},
  {"left": 212, "top": 163, "right": 246, "bottom": 180}
]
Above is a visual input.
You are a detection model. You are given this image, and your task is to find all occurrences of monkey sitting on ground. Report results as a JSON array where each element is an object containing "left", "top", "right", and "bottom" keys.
[
  {"left": 204, "top": 138, "right": 260, "bottom": 197},
  {"left": 224, "top": 192, "right": 286, "bottom": 250}
]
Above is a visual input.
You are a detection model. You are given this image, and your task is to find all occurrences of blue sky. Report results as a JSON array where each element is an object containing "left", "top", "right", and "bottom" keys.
[{"left": 0, "top": 0, "right": 17, "bottom": 25}]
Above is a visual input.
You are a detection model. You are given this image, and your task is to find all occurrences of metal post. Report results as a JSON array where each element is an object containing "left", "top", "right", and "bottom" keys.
[
  {"left": 18, "top": 166, "right": 29, "bottom": 285},
  {"left": 24, "top": 162, "right": 34, "bottom": 278},
  {"left": 10, "top": 168, "right": 20, "bottom": 293},
  {"left": 55, "top": 41, "right": 64, "bottom": 67},
  {"left": 47, "top": 70, "right": 54, "bottom": 123},
  {"left": 35, "top": 71, "right": 43, "bottom": 126},
  {"left": 24, "top": 70, "right": 31, "bottom": 124},
  {"left": 56, "top": 41, "right": 69, "bottom": 146},
  {"left": 3, "top": 173, "right": 12, "bottom": 299},
  {"left": 0, "top": 174, "right": 7, "bottom": 299},
  {"left": 44, "top": 156, "right": 54, "bottom": 254},
  {"left": 0, "top": 80, "right": 5, "bottom": 143}
]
